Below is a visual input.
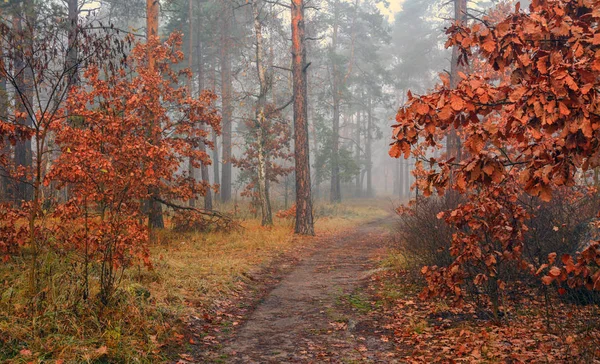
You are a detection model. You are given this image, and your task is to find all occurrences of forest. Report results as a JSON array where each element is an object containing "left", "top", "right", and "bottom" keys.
[{"left": 0, "top": 0, "right": 600, "bottom": 362}]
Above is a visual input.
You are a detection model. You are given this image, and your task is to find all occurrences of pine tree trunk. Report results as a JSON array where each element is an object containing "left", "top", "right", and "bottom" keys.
[
  {"left": 330, "top": 84, "right": 341, "bottom": 203},
  {"left": 291, "top": 0, "right": 314, "bottom": 235},
  {"left": 210, "top": 61, "right": 220, "bottom": 194},
  {"left": 366, "top": 98, "right": 373, "bottom": 197},
  {"left": 220, "top": 5, "right": 233, "bottom": 203},
  {"left": 355, "top": 112, "right": 361, "bottom": 196},
  {"left": 188, "top": 0, "right": 196, "bottom": 208}
]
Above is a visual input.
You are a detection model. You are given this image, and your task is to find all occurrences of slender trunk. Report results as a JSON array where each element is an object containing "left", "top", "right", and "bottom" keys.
[
  {"left": 66, "top": 0, "right": 79, "bottom": 87},
  {"left": 252, "top": 0, "right": 272, "bottom": 226},
  {"left": 291, "top": 0, "right": 314, "bottom": 235},
  {"left": 210, "top": 61, "right": 220, "bottom": 193},
  {"left": 330, "top": 87, "right": 341, "bottom": 202},
  {"left": 220, "top": 4, "right": 233, "bottom": 203},
  {"left": 446, "top": 0, "right": 466, "bottom": 162},
  {"left": 366, "top": 98, "right": 373, "bottom": 197},
  {"left": 0, "top": 70, "right": 9, "bottom": 201},
  {"left": 399, "top": 158, "right": 405, "bottom": 199},
  {"left": 393, "top": 157, "right": 399, "bottom": 196},
  {"left": 197, "top": 32, "right": 212, "bottom": 210},
  {"left": 147, "top": 0, "right": 164, "bottom": 229},
  {"left": 13, "top": 8, "right": 33, "bottom": 203},
  {"left": 188, "top": 0, "right": 196, "bottom": 208},
  {"left": 330, "top": 100, "right": 341, "bottom": 202},
  {"left": 355, "top": 112, "right": 361, "bottom": 196},
  {"left": 407, "top": 157, "right": 413, "bottom": 198}
]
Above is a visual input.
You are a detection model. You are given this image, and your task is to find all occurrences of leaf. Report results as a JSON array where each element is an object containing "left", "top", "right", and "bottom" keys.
[
  {"left": 416, "top": 102, "right": 430, "bottom": 115},
  {"left": 558, "top": 102, "right": 570, "bottom": 116},
  {"left": 549, "top": 266, "right": 561, "bottom": 277},
  {"left": 539, "top": 185, "right": 552, "bottom": 202},
  {"left": 450, "top": 95, "right": 465, "bottom": 111},
  {"left": 536, "top": 263, "right": 548, "bottom": 275},
  {"left": 541, "top": 275, "right": 554, "bottom": 285},
  {"left": 439, "top": 105, "right": 453, "bottom": 120},
  {"left": 389, "top": 143, "right": 402, "bottom": 158}
]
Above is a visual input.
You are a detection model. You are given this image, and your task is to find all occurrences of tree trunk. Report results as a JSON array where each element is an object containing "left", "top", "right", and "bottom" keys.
[
  {"left": 147, "top": 0, "right": 164, "bottom": 229},
  {"left": 188, "top": 0, "right": 196, "bottom": 208},
  {"left": 210, "top": 60, "right": 220, "bottom": 194},
  {"left": 66, "top": 0, "right": 79, "bottom": 87},
  {"left": 13, "top": 3, "right": 33, "bottom": 203},
  {"left": 446, "top": 0, "right": 467, "bottom": 162},
  {"left": 220, "top": 4, "right": 233, "bottom": 203},
  {"left": 252, "top": 0, "right": 273, "bottom": 226},
  {"left": 0, "top": 84, "right": 8, "bottom": 202},
  {"left": 366, "top": 98, "right": 373, "bottom": 197},
  {"left": 197, "top": 39, "right": 212, "bottom": 210},
  {"left": 399, "top": 158, "right": 405, "bottom": 199},
  {"left": 355, "top": 111, "right": 361, "bottom": 196},
  {"left": 291, "top": 0, "right": 314, "bottom": 235}
]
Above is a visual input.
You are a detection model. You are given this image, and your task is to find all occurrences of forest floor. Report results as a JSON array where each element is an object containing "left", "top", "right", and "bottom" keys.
[
  {"left": 186, "top": 214, "right": 399, "bottom": 363},
  {"left": 181, "top": 205, "right": 600, "bottom": 364}
]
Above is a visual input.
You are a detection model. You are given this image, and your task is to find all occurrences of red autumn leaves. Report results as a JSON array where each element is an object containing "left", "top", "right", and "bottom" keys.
[{"left": 390, "top": 0, "right": 600, "bottom": 301}]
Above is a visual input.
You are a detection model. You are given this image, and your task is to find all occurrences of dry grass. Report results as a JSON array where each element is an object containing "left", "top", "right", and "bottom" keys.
[{"left": 0, "top": 199, "right": 387, "bottom": 363}]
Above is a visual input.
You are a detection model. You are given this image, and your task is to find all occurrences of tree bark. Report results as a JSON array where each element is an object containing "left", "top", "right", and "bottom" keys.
[
  {"left": 446, "top": 0, "right": 467, "bottom": 162},
  {"left": 355, "top": 111, "right": 361, "bottom": 196},
  {"left": 13, "top": 2, "right": 33, "bottom": 203},
  {"left": 188, "top": 0, "right": 196, "bottom": 208},
  {"left": 0, "top": 75, "right": 8, "bottom": 202},
  {"left": 197, "top": 27, "right": 212, "bottom": 210},
  {"left": 291, "top": 0, "right": 314, "bottom": 235},
  {"left": 220, "top": 4, "right": 233, "bottom": 203},
  {"left": 252, "top": 0, "right": 273, "bottom": 226},
  {"left": 329, "top": 1, "right": 341, "bottom": 203},
  {"left": 66, "top": 0, "right": 79, "bottom": 87},
  {"left": 147, "top": 0, "right": 164, "bottom": 229},
  {"left": 366, "top": 98, "right": 373, "bottom": 197},
  {"left": 210, "top": 60, "right": 220, "bottom": 193}
]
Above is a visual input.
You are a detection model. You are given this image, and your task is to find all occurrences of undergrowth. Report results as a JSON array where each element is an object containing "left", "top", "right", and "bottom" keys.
[{"left": 0, "top": 199, "right": 386, "bottom": 362}]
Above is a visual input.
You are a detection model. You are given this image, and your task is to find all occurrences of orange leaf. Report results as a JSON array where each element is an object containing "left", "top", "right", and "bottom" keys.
[{"left": 389, "top": 143, "right": 402, "bottom": 158}]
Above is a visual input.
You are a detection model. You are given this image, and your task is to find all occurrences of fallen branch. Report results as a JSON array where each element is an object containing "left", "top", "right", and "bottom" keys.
[{"left": 153, "top": 196, "right": 238, "bottom": 227}]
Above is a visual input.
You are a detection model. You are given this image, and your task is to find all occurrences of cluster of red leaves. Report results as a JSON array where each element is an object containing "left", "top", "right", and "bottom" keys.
[
  {"left": 0, "top": 203, "right": 28, "bottom": 261},
  {"left": 275, "top": 204, "right": 296, "bottom": 219},
  {"left": 422, "top": 181, "right": 529, "bottom": 301},
  {"left": 390, "top": 0, "right": 600, "bottom": 300},
  {"left": 371, "top": 270, "right": 600, "bottom": 363},
  {"left": 233, "top": 104, "right": 293, "bottom": 203}
]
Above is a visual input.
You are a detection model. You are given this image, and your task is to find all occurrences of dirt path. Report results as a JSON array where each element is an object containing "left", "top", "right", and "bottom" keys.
[{"left": 222, "top": 217, "right": 396, "bottom": 363}]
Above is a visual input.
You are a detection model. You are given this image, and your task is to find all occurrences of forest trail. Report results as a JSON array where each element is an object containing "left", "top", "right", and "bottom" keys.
[{"left": 222, "top": 216, "right": 396, "bottom": 363}]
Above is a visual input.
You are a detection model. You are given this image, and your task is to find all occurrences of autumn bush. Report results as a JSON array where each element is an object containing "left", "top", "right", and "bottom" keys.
[{"left": 389, "top": 0, "right": 600, "bottom": 356}]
